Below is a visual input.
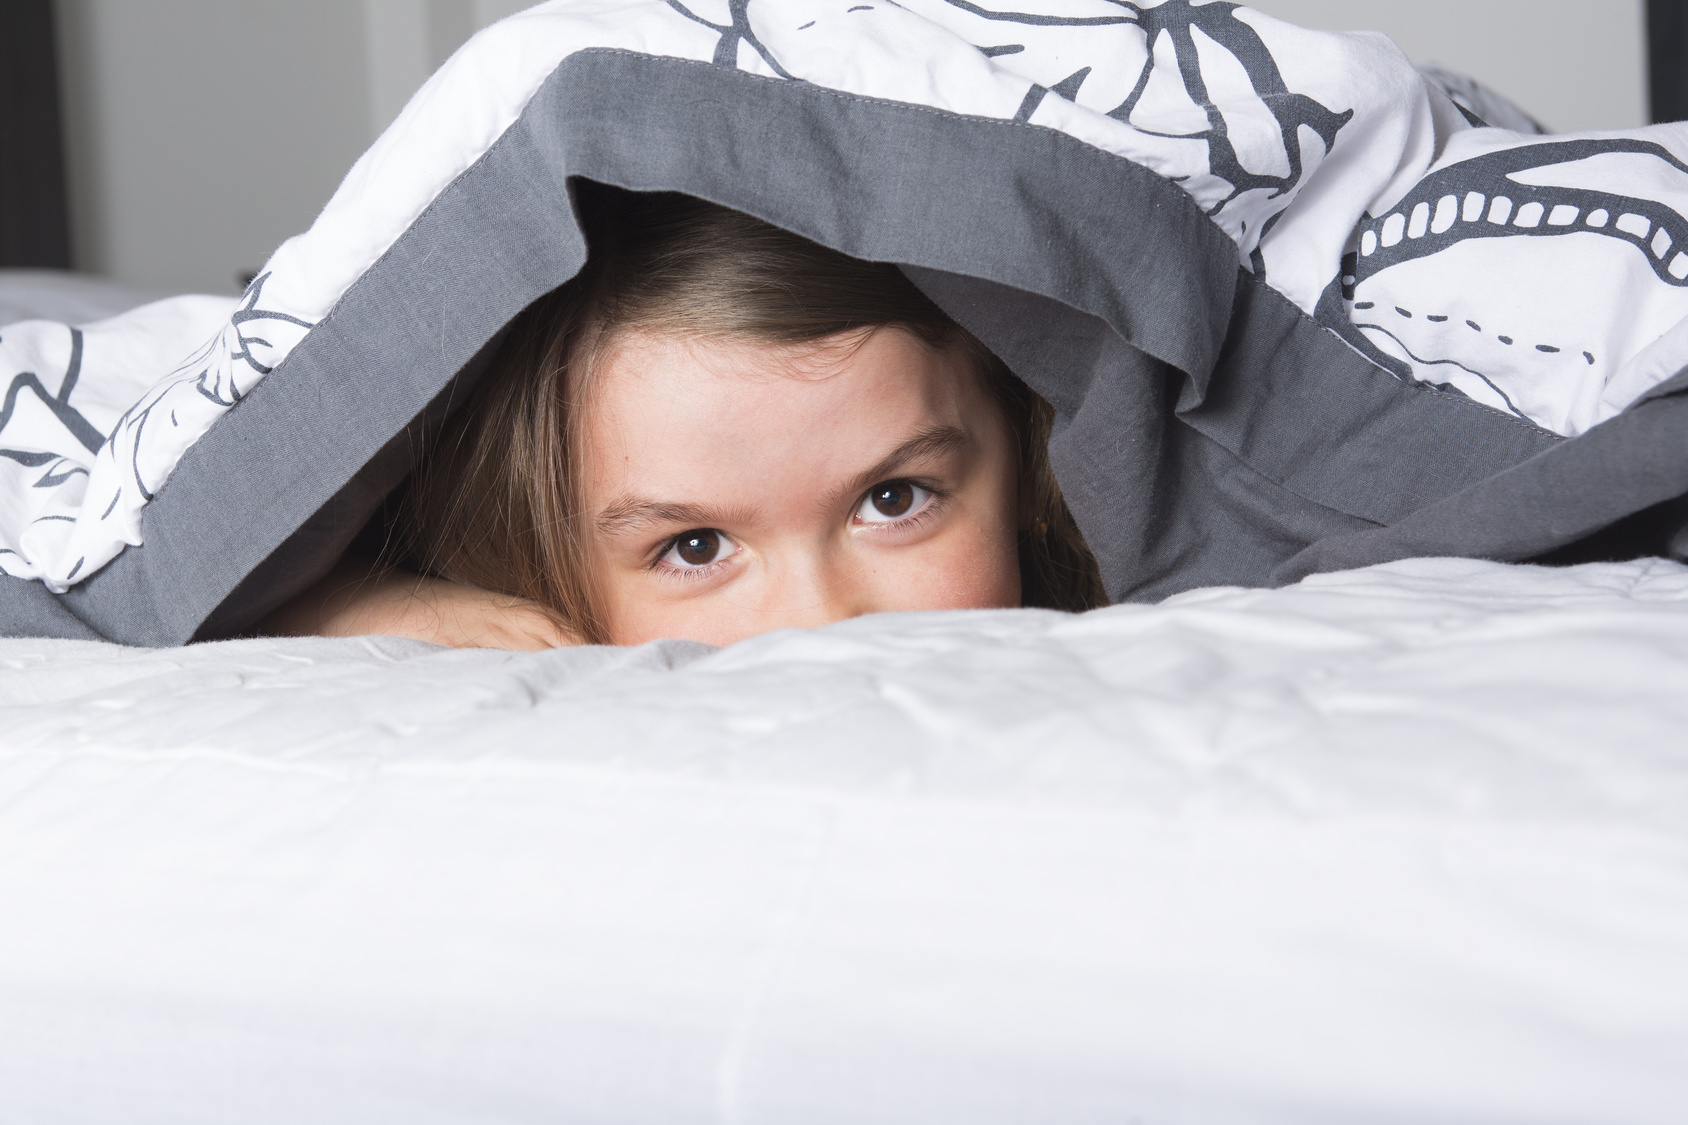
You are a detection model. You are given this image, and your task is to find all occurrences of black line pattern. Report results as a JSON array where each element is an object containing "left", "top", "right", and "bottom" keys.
[
  {"left": 688, "top": 1, "right": 1349, "bottom": 227},
  {"left": 204, "top": 273, "right": 314, "bottom": 405},
  {"left": 1418, "top": 63, "right": 1546, "bottom": 135},
  {"left": 0, "top": 270, "right": 321, "bottom": 584},
  {"left": 0, "top": 274, "right": 314, "bottom": 559},
  {"left": 1102, "top": 2, "right": 1352, "bottom": 216},
  {"left": 0, "top": 327, "right": 106, "bottom": 501},
  {"left": 89, "top": 271, "right": 315, "bottom": 511},
  {"left": 1015, "top": 65, "right": 1093, "bottom": 122},
  {"left": 1354, "top": 140, "right": 1688, "bottom": 287},
  {"left": 667, "top": 0, "right": 795, "bottom": 77},
  {"left": 937, "top": 1, "right": 1135, "bottom": 27},
  {"left": 33, "top": 461, "right": 88, "bottom": 488},
  {"left": 0, "top": 328, "right": 103, "bottom": 457},
  {"left": 925, "top": 0, "right": 1352, "bottom": 218},
  {"left": 1356, "top": 321, "right": 1527, "bottom": 418},
  {"left": 1341, "top": 134, "right": 1688, "bottom": 430}
]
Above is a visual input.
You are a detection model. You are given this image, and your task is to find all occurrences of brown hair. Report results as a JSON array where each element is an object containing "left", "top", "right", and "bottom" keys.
[{"left": 393, "top": 181, "right": 1103, "bottom": 642}]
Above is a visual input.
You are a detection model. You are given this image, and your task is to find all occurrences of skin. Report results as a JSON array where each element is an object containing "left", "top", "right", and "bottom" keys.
[
  {"left": 267, "top": 326, "right": 1023, "bottom": 649},
  {"left": 583, "top": 326, "right": 1022, "bottom": 647},
  {"left": 260, "top": 560, "right": 573, "bottom": 650}
]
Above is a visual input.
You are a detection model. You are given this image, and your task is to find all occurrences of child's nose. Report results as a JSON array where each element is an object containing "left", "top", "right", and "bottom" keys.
[{"left": 761, "top": 555, "right": 871, "bottom": 631}]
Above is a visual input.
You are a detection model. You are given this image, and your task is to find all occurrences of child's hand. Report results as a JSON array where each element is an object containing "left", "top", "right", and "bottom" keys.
[{"left": 259, "top": 559, "right": 578, "bottom": 650}]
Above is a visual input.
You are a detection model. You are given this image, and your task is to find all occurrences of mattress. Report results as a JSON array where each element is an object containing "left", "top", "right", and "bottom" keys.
[
  {"left": 2, "top": 556, "right": 1685, "bottom": 1123},
  {"left": 0, "top": 269, "right": 162, "bottom": 329}
]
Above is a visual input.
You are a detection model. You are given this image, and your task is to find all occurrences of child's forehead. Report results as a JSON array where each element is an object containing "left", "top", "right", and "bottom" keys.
[{"left": 580, "top": 328, "right": 994, "bottom": 474}]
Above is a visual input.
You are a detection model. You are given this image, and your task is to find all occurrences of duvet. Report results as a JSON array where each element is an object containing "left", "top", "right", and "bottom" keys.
[{"left": 3, "top": 1, "right": 1688, "bottom": 644}]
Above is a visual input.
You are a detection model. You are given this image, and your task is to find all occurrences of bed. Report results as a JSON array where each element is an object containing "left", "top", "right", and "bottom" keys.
[
  {"left": 5, "top": 5, "right": 1688, "bottom": 1120},
  {"left": 3, "top": 547, "right": 1687, "bottom": 1122},
  {"left": 0, "top": 270, "right": 162, "bottom": 329}
]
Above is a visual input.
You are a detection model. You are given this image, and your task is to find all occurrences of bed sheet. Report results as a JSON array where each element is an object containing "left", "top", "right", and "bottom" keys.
[{"left": 2, "top": 557, "right": 1686, "bottom": 1123}]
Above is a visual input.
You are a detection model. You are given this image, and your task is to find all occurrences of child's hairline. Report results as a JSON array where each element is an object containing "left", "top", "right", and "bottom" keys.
[{"left": 566, "top": 315, "right": 991, "bottom": 404}]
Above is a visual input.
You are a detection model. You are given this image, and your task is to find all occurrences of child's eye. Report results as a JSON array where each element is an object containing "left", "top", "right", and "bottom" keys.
[
  {"left": 856, "top": 480, "right": 933, "bottom": 524},
  {"left": 660, "top": 528, "right": 736, "bottom": 568}
]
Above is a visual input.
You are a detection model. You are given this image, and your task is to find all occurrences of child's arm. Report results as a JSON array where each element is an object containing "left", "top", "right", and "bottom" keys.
[{"left": 258, "top": 558, "right": 578, "bottom": 650}]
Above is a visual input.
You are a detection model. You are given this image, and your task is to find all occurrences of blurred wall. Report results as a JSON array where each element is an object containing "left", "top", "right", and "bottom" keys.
[
  {"left": 53, "top": 0, "right": 526, "bottom": 295},
  {"left": 53, "top": 1, "right": 1649, "bottom": 296},
  {"left": 55, "top": 1, "right": 371, "bottom": 295}
]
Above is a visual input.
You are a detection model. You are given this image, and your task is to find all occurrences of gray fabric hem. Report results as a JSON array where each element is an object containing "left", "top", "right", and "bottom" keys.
[
  {"left": 1273, "top": 375, "right": 1688, "bottom": 582},
  {"left": 1188, "top": 272, "right": 1564, "bottom": 525},
  {"left": 0, "top": 573, "right": 105, "bottom": 640}
]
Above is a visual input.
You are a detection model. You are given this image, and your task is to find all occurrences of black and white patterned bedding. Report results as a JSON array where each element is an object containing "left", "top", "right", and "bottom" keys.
[{"left": 3, "top": 0, "right": 1687, "bottom": 643}]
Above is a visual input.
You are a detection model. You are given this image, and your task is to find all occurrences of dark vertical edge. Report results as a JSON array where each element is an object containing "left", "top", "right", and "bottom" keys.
[
  {"left": 52, "top": 0, "right": 97, "bottom": 273},
  {"left": 0, "top": 0, "right": 73, "bottom": 268},
  {"left": 1648, "top": 0, "right": 1688, "bottom": 124}
]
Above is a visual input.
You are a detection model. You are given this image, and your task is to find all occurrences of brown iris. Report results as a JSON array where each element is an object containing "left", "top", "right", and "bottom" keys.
[
  {"left": 869, "top": 481, "right": 915, "bottom": 518},
  {"left": 675, "top": 530, "right": 721, "bottom": 566}
]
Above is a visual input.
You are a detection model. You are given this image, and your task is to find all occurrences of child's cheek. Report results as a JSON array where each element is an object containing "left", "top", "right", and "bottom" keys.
[
  {"left": 599, "top": 577, "right": 749, "bottom": 648},
  {"left": 911, "top": 533, "right": 1022, "bottom": 612}
]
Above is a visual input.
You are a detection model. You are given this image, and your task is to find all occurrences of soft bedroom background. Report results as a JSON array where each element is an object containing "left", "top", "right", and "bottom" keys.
[{"left": 3, "top": 0, "right": 1664, "bottom": 297}]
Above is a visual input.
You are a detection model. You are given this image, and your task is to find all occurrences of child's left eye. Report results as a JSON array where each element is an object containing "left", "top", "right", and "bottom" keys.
[
  {"left": 856, "top": 480, "right": 933, "bottom": 524},
  {"left": 660, "top": 528, "right": 736, "bottom": 569}
]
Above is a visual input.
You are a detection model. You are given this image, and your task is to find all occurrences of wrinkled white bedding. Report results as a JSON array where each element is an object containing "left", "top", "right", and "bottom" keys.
[{"left": 2, "top": 557, "right": 1686, "bottom": 1124}]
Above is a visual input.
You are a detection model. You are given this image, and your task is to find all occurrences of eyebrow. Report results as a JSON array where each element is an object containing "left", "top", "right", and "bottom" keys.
[
  {"left": 838, "top": 423, "right": 971, "bottom": 503},
  {"left": 595, "top": 498, "right": 744, "bottom": 537},
  {"left": 594, "top": 423, "right": 973, "bottom": 538}
]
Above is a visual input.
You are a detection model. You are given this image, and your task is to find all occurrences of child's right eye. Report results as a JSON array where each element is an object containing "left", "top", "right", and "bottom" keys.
[
  {"left": 660, "top": 529, "right": 735, "bottom": 569},
  {"left": 855, "top": 480, "right": 935, "bottom": 525}
]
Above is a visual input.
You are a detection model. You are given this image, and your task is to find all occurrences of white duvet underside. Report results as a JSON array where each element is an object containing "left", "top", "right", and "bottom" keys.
[{"left": 3, "top": 557, "right": 1686, "bottom": 1124}]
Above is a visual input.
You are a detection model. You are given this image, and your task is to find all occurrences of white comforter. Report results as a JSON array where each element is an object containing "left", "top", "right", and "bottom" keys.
[{"left": 2, "top": 557, "right": 1686, "bottom": 1123}]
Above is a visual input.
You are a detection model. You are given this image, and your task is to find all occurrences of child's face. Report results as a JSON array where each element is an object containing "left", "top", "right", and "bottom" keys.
[{"left": 580, "top": 326, "right": 1023, "bottom": 647}]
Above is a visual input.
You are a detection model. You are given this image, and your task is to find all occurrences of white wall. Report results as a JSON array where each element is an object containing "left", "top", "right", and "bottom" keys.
[
  {"left": 363, "top": 0, "right": 526, "bottom": 142},
  {"left": 55, "top": 1, "right": 372, "bottom": 295},
  {"left": 1248, "top": 0, "right": 1647, "bottom": 132},
  {"left": 53, "top": 0, "right": 521, "bottom": 295},
  {"left": 53, "top": 1, "right": 1650, "bottom": 296}
]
